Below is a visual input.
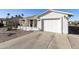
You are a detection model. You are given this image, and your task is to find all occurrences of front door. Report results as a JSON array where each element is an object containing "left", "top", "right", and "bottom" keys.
[{"left": 30, "top": 20, "right": 33, "bottom": 27}]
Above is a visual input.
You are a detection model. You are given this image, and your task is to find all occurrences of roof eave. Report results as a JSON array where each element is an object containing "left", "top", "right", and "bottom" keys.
[{"left": 37, "top": 9, "right": 74, "bottom": 18}]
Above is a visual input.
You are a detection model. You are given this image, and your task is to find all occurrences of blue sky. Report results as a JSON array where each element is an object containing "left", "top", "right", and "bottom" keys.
[{"left": 0, "top": 9, "right": 78, "bottom": 21}]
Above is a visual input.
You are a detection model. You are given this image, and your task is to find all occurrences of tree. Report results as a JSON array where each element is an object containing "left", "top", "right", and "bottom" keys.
[
  {"left": 11, "top": 16, "right": 14, "bottom": 19},
  {"left": 15, "top": 15, "right": 18, "bottom": 18},
  {"left": 6, "top": 20, "right": 13, "bottom": 31},
  {"left": 21, "top": 13, "right": 24, "bottom": 17},
  {"left": 7, "top": 13, "right": 10, "bottom": 18},
  {"left": 6, "top": 13, "right": 13, "bottom": 31},
  {"left": 18, "top": 15, "right": 21, "bottom": 18},
  {"left": 13, "top": 20, "right": 19, "bottom": 28}
]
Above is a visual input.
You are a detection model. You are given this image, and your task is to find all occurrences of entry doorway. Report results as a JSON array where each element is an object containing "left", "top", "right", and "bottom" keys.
[{"left": 30, "top": 20, "right": 33, "bottom": 27}]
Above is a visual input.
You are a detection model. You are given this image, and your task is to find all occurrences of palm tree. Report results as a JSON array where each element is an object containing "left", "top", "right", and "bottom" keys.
[
  {"left": 6, "top": 13, "right": 13, "bottom": 31},
  {"left": 7, "top": 13, "right": 10, "bottom": 18},
  {"left": 21, "top": 13, "right": 24, "bottom": 17},
  {"left": 15, "top": 15, "right": 18, "bottom": 18},
  {"left": 11, "top": 16, "right": 14, "bottom": 19},
  {"left": 18, "top": 15, "right": 21, "bottom": 18}
]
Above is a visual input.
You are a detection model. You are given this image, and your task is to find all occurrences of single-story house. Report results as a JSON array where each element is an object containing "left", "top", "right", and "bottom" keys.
[{"left": 18, "top": 10, "right": 73, "bottom": 34}]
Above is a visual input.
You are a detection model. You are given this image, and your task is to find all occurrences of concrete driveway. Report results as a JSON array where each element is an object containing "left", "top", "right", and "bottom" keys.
[{"left": 0, "top": 32, "right": 79, "bottom": 49}]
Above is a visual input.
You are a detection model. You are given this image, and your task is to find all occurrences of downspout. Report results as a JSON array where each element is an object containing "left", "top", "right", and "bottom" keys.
[{"left": 61, "top": 17, "right": 63, "bottom": 34}]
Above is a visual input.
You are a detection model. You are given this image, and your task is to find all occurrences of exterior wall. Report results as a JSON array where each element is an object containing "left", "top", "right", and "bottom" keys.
[
  {"left": 19, "top": 18, "right": 28, "bottom": 26},
  {"left": 17, "top": 26, "right": 39, "bottom": 31},
  {"left": 37, "top": 19, "right": 42, "bottom": 30},
  {"left": 25, "top": 19, "right": 29, "bottom": 26},
  {"left": 18, "top": 19, "right": 39, "bottom": 31},
  {"left": 62, "top": 17, "right": 68, "bottom": 34}
]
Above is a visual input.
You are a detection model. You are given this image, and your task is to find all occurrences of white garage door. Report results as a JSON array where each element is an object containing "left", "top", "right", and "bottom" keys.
[{"left": 43, "top": 19, "right": 61, "bottom": 33}]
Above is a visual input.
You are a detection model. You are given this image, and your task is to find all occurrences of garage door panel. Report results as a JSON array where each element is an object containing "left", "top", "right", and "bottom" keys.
[{"left": 43, "top": 20, "right": 61, "bottom": 33}]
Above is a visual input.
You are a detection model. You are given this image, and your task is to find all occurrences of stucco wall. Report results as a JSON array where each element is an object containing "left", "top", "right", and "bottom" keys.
[
  {"left": 62, "top": 17, "right": 68, "bottom": 34},
  {"left": 37, "top": 19, "right": 42, "bottom": 30}
]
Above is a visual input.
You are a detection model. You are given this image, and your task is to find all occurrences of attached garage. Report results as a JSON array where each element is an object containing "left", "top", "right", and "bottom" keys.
[{"left": 38, "top": 10, "right": 73, "bottom": 34}]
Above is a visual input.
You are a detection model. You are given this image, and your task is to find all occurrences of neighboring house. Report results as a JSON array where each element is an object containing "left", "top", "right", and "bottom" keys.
[
  {"left": 0, "top": 17, "right": 25, "bottom": 28},
  {"left": 18, "top": 10, "right": 73, "bottom": 34},
  {"left": 11, "top": 17, "right": 22, "bottom": 28},
  {"left": 0, "top": 18, "right": 6, "bottom": 27}
]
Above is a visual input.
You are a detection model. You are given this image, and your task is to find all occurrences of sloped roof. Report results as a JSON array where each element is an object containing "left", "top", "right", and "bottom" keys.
[
  {"left": 37, "top": 9, "right": 73, "bottom": 17},
  {"left": 26, "top": 9, "right": 73, "bottom": 19},
  {"left": 26, "top": 15, "right": 38, "bottom": 19}
]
